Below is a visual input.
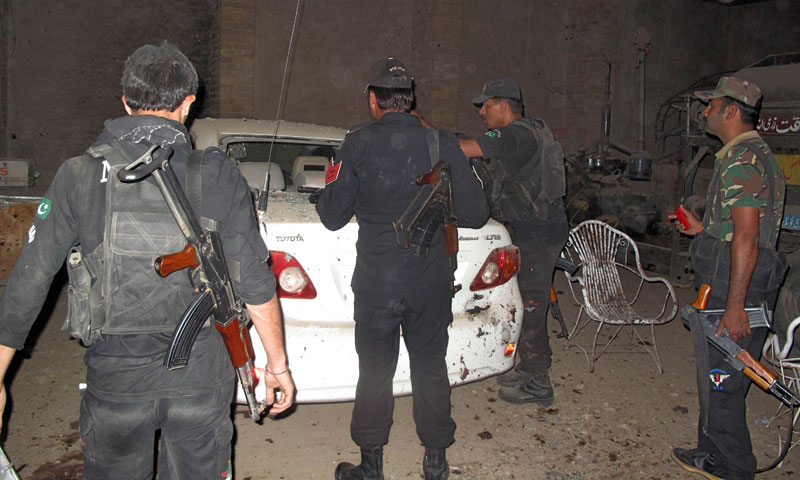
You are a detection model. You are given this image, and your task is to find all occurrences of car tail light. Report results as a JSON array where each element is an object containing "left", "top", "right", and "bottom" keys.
[
  {"left": 469, "top": 246, "right": 520, "bottom": 291},
  {"left": 504, "top": 342, "right": 516, "bottom": 356},
  {"left": 269, "top": 251, "right": 317, "bottom": 299}
]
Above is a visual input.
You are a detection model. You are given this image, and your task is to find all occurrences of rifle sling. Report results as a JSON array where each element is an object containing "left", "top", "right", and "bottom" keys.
[
  {"left": 186, "top": 150, "right": 205, "bottom": 226},
  {"left": 426, "top": 128, "right": 440, "bottom": 168},
  {"left": 687, "top": 310, "right": 790, "bottom": 473}
]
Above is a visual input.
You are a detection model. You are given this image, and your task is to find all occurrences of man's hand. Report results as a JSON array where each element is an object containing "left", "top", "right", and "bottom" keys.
[
  {"left": 264, "top": 367, "right": 295, "bottom": 416},
  {"left": 0, "top": 384, "right": 6, "bottom": 431},
  {"left": 667, "top": 205, "right": 702, "bottom": 235},
  {"left": 247, "top": 295, "right": 295, "bottom": 417},
  {"left": 0, "top": 345, "right": 15, "bottom": 432},
  {"left": 716, "top": 307, "right": 752, "bottom": 342},
  {"left": 410, "top": 110, "right": 433, "bottom": 128}
]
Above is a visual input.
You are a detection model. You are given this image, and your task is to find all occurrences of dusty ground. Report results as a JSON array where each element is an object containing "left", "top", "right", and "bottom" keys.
[{"left": 1, "top": 274, "right": 798, "bottom": 480}]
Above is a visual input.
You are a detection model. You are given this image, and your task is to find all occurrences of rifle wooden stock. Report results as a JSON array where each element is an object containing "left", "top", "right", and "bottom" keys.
[
  {"left": 693, "top": 284, "right": 711, "bottom": 309},
  {"left": 215, "top": 315, "right": 256, "bottom": 368},
  {"left": 155, "top": 244, "right": 198, "bottom": 278},
  {"left": 738, "top": 350, "right": 776, "bottom": 391},
  {"left": 416, "top": 170, "right": 440, "bottom": 186},
  {"left": 444, "top": 221, "right": 458, "bottom": 256}
]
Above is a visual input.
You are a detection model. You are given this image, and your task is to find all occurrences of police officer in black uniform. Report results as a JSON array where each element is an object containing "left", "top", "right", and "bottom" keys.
[
  {"left": 458, "top": 78, "right": 569, "bottom": 406},
  {"left": 317, "top": 58, "right": 489, "bottom": 480},
  {"left": 0, "top": 42, "right": 294, "bottom": 479}
]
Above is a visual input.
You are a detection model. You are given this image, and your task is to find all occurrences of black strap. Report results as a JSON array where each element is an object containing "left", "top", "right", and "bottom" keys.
[
  {"left": 688, "top": 313, "right": 713, "bottom": 441},
  {"left": 186, "top": 150, "right": 205, "bottom": 220},
  {"left": 690, "top": 311, "right": 792, "bottom": 474},
  {"left": 426, "top": 129, "right": 440, "bottom": 168}
]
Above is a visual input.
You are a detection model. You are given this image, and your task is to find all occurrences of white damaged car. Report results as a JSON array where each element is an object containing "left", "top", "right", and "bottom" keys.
[{"left": 191, "top": 118, "right": 523, "bottom": 403}]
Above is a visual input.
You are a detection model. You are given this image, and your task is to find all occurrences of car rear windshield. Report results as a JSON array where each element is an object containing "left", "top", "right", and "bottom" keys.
[{"left": 226, "top": 141, "right": 337, "bottom": 186}]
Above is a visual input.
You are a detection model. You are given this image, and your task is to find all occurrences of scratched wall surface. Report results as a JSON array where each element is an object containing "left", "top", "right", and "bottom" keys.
[{"left": 0, "top": 201, "right": 37, "bottom": 284}]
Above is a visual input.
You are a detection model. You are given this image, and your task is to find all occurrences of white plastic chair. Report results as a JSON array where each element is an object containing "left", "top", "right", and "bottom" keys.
[
  {"left": 762, "top": 316, "right": 800, "bottom": 458},
  {"left": 560, "top": 220, "right": 678, "bottom": 372}
]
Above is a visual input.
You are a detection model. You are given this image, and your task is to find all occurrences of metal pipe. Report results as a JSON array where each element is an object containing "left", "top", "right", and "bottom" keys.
[
  {"left": 638, "top": 49, "right": 646, "bottom": 151},
  {"left": 600, "top": 62, "right": 612, "bottom": 162}
]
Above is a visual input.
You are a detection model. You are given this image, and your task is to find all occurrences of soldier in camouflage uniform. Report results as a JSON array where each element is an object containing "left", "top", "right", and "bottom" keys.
[{"left": 670, "top": 76, "right": 787, "bottom": 480}]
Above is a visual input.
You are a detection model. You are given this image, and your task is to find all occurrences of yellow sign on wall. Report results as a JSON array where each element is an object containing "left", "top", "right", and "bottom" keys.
[{"left": 777, "top": 154, "right": 800, "bottom": 186}]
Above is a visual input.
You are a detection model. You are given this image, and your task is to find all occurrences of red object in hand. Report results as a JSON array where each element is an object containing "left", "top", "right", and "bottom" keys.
[{"left": 675, "top": 207, "right": 690, "bottom": 230}]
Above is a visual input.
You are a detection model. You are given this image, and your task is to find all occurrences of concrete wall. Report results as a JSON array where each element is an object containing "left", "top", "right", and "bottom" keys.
[
  {"left": 2, "top": 0, "right": 799, "bottom": 195},
  {"left": 0, "top": 1, "right": 8, "bottom": 161},
  {"left": 222, "top": 0, "right": 799, "bottom": 207},
  {"left": 0, "top": 0, "right": 220, "bottom": 195},
  {"left": 228, "top": 1, "right": 799, "bottom": 153}
]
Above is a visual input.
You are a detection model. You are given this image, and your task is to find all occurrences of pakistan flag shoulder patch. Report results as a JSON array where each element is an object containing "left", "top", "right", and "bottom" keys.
[{"left": 36, "top": 198, "right": 52, "bottom": 219}]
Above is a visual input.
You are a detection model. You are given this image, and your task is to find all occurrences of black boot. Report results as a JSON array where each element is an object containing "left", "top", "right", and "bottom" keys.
[
  {"left": 423, "top": 447, "right": 449, "bottom": 480},
  {"left": 498, "top": 370, "right": 554, "bottom": 406},
  {"left": 495, "top": 364, "right": 533, "bottom": 388},
  {"left": 335, "top": 446, "right": 384, "bottom": 480}
]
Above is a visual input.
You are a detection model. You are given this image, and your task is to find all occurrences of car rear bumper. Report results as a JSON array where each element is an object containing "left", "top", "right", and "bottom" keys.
[{"left": 239, "top": 279, "right": 522, "bottom": 404}]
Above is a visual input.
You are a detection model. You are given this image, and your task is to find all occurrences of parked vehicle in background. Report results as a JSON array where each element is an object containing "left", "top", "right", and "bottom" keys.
[{"left": 191, "top": 118, "right": 524, "bottom": 403}]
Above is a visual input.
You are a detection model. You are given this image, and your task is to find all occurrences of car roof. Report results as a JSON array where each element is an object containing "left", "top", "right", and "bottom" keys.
[{"left": 191, "top": 117, "right": 348, "bottom": 150}]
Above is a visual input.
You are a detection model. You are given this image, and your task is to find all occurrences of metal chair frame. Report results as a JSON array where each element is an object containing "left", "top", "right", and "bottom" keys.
[
  {"left": 762, "top": 316, "right": 800, "bottom": 461},
  {"left": 560, "top": 220, "right": 678, "bottom": 372}
]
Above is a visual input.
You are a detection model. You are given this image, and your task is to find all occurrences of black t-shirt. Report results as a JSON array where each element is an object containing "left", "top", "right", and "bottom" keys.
[
  {"left": 315, "top": 112, "right": 489, "bottom": 296},
  {"left": 0, "top": 115, "right": 276, "bottom": 401},
  {"left": 475, "top": 121, "right": 539, "bottom": 177}
]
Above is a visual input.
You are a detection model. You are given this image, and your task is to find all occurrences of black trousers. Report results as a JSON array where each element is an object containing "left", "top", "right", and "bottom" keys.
[
  {"left": 79, "top": 381, "right": 235, "bottom": 480},
  {"left": 350, "top": 282, "right": 456, "bottom": 449},
  {"left": 696, "top": 295, "right": 768, "bottom": 480},
  {"left": 510, "top": 216, "right": 569, "bottom": 375}
]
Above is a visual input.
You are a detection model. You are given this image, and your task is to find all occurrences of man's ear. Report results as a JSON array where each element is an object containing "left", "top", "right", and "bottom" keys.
[
  {"left": 179, "top": 95, "right": 196, "bottom": 117},
  {"left": 368, "top": 90, "right": 383, "bottom": 119},
  {"left": 121, "top": 96, "right": 133, "bottom": 115},
  {"left": 724, "top": 103, "right": 739, "bottom": 121},
  {"left": 498, "top": 99, "right": 511, "bottom": 114}
]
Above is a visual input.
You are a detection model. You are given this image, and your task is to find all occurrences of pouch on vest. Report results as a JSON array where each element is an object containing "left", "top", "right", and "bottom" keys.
[{"left": 64, "top": 244, "right": 105, "bottom": 346}]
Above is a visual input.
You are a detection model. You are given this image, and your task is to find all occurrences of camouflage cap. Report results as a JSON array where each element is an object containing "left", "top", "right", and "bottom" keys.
[
  {"left": 366, "top": 58, "right": 413, "bottom": 90},
  {"left": 694, "top": 76, "right": 762, "bottom": 107},
  {"left": 471, "top": 78, "right": 523, "bottom": 105}
]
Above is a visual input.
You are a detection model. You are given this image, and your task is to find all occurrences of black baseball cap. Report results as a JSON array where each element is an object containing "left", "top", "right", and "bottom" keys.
[
  {"left": 366, "top": 58, "right": 413, "bottom": 90},
  {"left": 472, "top": 78, "right": 523, "bottom": 105}
]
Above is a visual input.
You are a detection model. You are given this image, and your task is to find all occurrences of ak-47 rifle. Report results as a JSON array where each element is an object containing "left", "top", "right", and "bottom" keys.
[
  {"left": 681, "top": 284, "right": 800, "bottom": 407},
  {"left": 393, "top": 161, "right": 459, "bottom": 272},
  {"left": 118, "top": 144, "right": 267, "bottom": 421}
]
